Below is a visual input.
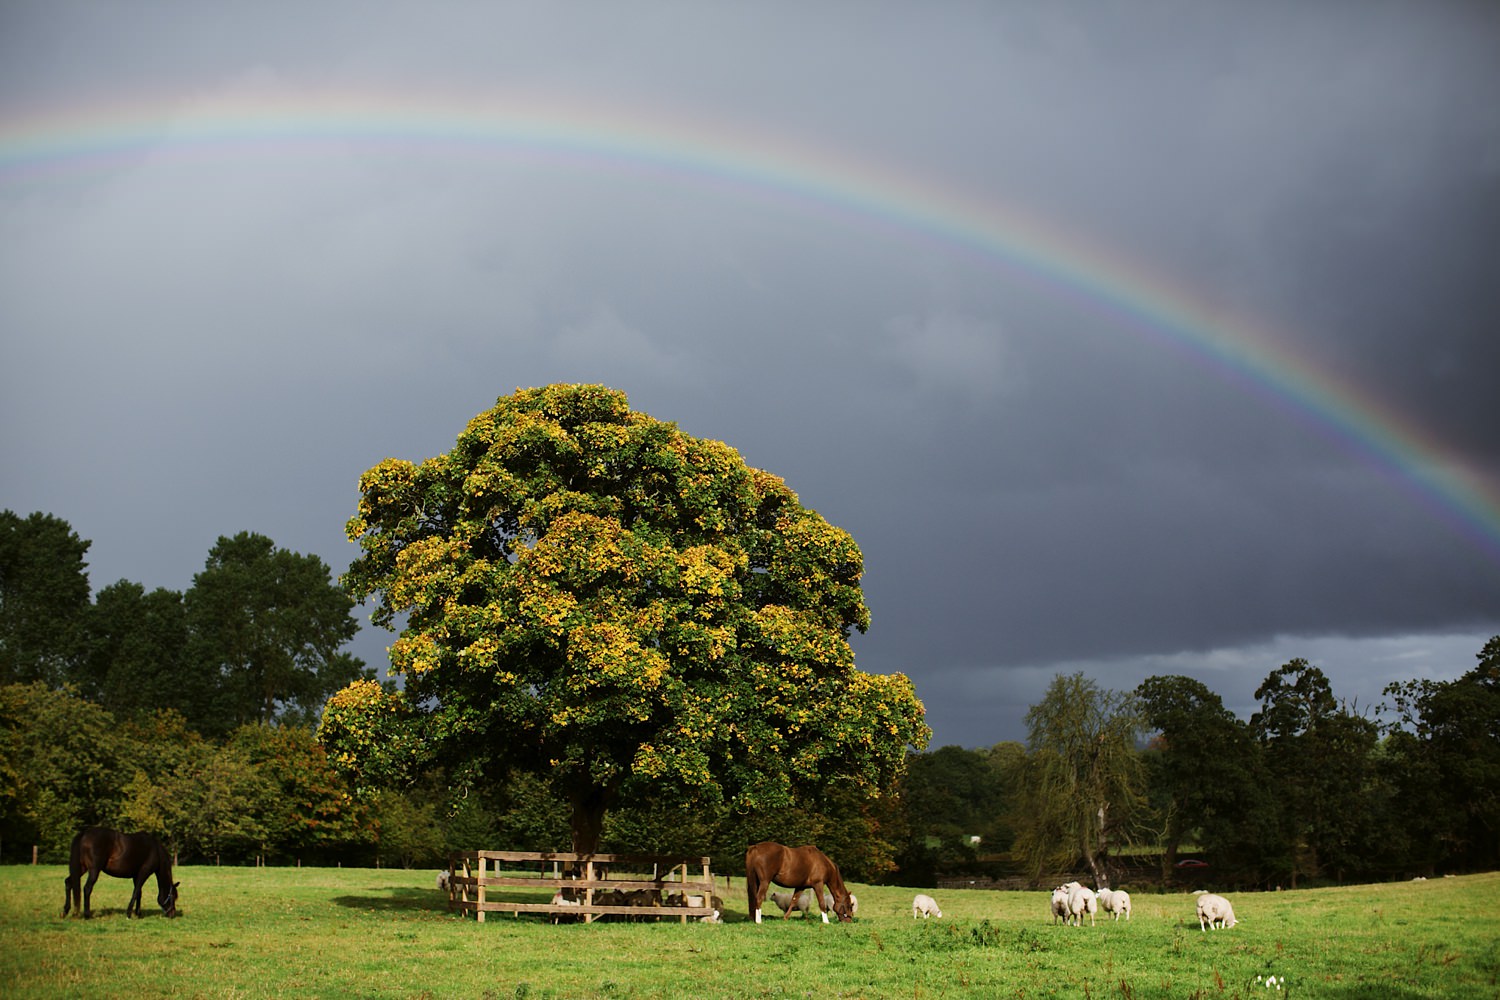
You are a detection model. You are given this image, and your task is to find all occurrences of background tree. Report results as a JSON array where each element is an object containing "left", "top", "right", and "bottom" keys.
[
  {"left": 0, "top": 511, "right": 91, "bottom": 686},
  {"left": 74, "top": 581, "right": 213, "bottom": 725},
  {"left": 1383, "top": 636, "right": 1500, "bottom": 872},
  {"left": 1136, "top": 675, "right": 1267, "bottom": 879},
  {"left": 1251, "top": 659, "right": 1381, "bottom": 885},
  {"left": 320, "top": 384, "right": 928, "bottom": 853},
  {"left": 893, "top": 745, "right": 1011, "bottom": 884},
  {"left": 186, "top": 532, "right": 367, "bottom": 735},
  {"left": 228, "top": 724, "right": 367, "bottom": 864},
  {"left": 1008, "top": 673, "right": 1144, "bottom": 888},
  {"left": 0, "top": 683, "right": 132, "bottom": 860}
]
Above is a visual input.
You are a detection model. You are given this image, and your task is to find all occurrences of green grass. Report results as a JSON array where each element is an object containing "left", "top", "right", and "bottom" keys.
[{"left": 1, "top": 865, "right": 1495, "bottom": 998}]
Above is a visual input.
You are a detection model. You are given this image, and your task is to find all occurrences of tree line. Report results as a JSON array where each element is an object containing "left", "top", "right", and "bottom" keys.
[
  {"left": 5, "top": 494, "right": 1496, "bottom": 886},
  {"left": 898, "top": 649, "right": 1500, "bottom": 889}
]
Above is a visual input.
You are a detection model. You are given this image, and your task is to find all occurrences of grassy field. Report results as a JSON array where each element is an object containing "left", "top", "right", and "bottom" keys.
[{"left": 1, "top": 864, "right": 1495, "bottom": 998}]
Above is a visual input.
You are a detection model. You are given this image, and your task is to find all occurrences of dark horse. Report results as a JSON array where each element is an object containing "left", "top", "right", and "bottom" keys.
[
  {"left": 62, "top": 827, "right": 179, "bottom": 919},
  {"left": 745, "top": 841, "right": 854, "bottom": 924}
]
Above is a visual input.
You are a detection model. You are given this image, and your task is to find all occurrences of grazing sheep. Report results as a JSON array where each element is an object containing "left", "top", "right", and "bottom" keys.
[
  {"left": 1050, "top": 886, "right": 1071, "bottom": 925},
  {"left": 1063, "top": 881, "right": 1097, "bottom": 927},
  {"left": 912, "top": 893, "right": 942, "bottom": 918},
  {"left": 436, "top": 870, "right": 450, "bottom": 892},
  {"left": 1196, "top": 892, "right": 1237, "bottom": 931},
  {"left": 768, "top": 889, "right": 807, "bottom": 916},
  {"left": 1098, "top": 888, "right": 1132, "bottom": 921}
]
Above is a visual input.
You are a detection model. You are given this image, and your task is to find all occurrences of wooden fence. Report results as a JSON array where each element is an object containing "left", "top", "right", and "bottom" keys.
[{"left": 445, "top": 850, "right": 718, "bottom": 924}]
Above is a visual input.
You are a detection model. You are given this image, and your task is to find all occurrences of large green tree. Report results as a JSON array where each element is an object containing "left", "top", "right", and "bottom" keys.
[
  {"left": 186, "top": 532, "right": 367, "bottom": 734},
  {"left": 1383, "top": 636, "right": 1500, "bottom": 872},
  {"left": 1251, "top": 659, "right": 1381, "bottom": 885},
  {"left": 319, "top": 384, "right": 928, "bottom": 853},
  {"left": 0, "top": 683, "right": 132, "bottom": 861},
  {"left": 74, "top": 581, "right": 212, "bottom": 724},
  {"left": 0, "top": 511, "right": 92, "bottom": 687},
  {"left": 1136, "top": 675, "right": 1270, "bottom": 880},
  {"left": 1008, "top": 673, "right": 1144, "bottom": 888}
]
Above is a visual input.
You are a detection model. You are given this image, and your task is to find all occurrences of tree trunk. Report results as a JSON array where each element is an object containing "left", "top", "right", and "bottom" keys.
[
  {"left": 1161, "top": 803, "right": 1183, "bottom": 882},
  {"left": 568, "top": 783, "right": 615, "bottom": 855},
  {"left": 1090, "top": 802, "right": 1111, "bottom": 889}
]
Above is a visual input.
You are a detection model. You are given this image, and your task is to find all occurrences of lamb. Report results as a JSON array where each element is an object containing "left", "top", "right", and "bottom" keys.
[
  {"left": 912, "top": 893, "right": 942, "bottom": 918},
  {"left": 701, "top": 894, "right": 726, "bottom": 923},
  {"left": 1195, "top": 892, "right": 1237, "bottom": 931},
  {"left": 770, "top": 888, "right": 853, "bottom": 919},
  {"left": 1062, "top": 881, "right": 1096, "bottom": 927},
  {"left": 1097, "top": 887, "right": 1132, "bottom": 921},
  {"left": 768, "top": 889, "right": 811, "bottom": 916},
  {"left": 436, "top": 870, "right": 450, "bottom": 891},
  {"left": 1050, "top": 886, "right": 1070, "bottom": 925}
]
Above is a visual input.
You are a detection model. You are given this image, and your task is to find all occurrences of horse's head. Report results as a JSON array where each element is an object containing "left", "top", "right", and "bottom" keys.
[
  {"left": 831, "top": 888, "right": 854, "bottom": 922},
  {"left": 159, "top": 880, "right": 180, "bottom": 918}
]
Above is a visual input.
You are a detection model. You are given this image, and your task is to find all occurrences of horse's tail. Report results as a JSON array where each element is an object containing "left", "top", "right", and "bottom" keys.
[{"left": 67, "top": 829, "right": 85, "bottom": 878}]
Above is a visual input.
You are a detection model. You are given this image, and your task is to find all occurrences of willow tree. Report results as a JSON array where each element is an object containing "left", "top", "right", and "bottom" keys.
[
  {"left": 1008, "top": 673, "right": 1143, "bottom": 888},
  {"left": 318, "top": 385, "right": 928, "bottom": 853}
]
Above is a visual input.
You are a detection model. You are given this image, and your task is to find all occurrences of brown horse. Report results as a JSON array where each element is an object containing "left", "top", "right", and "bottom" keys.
[
  {"left": 62, "top": 827, "right": 179, "bottom": 919},
  {"left": 744, "top": 841, "right": 854, "bottom": 924}
]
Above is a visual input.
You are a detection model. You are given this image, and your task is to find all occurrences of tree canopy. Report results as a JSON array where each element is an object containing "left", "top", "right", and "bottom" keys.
[
  {"left": 1008, "top": 673, "right": 1144, "bottom": 888},
  {"left": 0, "top": 510, "right": 92, "bottom": 686},
  {"left": 319, "top": 384, "right": 929, "bottom": 851},
  {"left": 187, "top": 532, "right": 367, "bottom": 734}
]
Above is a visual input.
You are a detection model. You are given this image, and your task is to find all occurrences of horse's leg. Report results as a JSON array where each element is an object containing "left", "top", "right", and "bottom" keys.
[
  {"left": 748, "top": 872, "right": 764, "bottom": 924},
  {"left": 82, "top": 867, "right": 102, "bottom": 919},
  {"left": 810, "top": 881, "right": 830, "bottom": 924},
  {"left": 128, "top": 876, "right": 146, "bottom": 918},
  {"left": 62, "top": 874, "right": 77, "bottom": 917}
]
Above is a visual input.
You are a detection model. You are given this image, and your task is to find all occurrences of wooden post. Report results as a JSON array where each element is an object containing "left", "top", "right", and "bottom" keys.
[
  {"left": 584, "top": 858, "right": 595, "bottom": 924},
  {"left": 32, "top": 845, "right": 39, "bottom": 865},
  {"left": 476, "top": 853, "right": 487, "bottom": 923}
]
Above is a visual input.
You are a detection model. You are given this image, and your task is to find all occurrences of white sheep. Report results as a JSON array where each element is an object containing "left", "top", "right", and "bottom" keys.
[
  {"left": 768, "top": 889, "right": 811, "bottom": 916},
  {"left": 1050, "top": 886, "right": 1070, "bottom": 925},
  {"left": 1098, "top": 887, "right": 1131, "bottom": 921},
  {"left": 912, "top": 893, "right": 942, "bottom": 918},
  {"left": 1063, "top": 881, "right": 1096, "bottom": 927},
  {"left": 436, "top": 870, "right": 450, "bottom": 891},
  {"left": 1196, "top": 892, "right": 1237, "bottom": 931}
]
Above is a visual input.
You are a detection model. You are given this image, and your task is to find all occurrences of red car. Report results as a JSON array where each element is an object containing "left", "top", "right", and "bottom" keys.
[{"left": 1174, "top": 858, "right": 1209, "bottom": 869}]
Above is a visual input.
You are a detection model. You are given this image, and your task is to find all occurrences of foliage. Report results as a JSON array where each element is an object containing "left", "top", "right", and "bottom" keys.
[
  {"left": 1251, "top": 659, "right": 1382, "bottom": 886},
  {"left": 0, "top": 682, "right": 133, "bottom": 861},
  {"left": 367, "top": 788, "right": 445, "bottom": 868},
  {"left": 227, "top": 723, "right": 368, "bottom": 861},
  {"left": 73, "top": 581, "right": 211, "bottom": 724},
  {"left": 322, "top": 384, "right": 929, "bottom": 852},
  {"left": 0, "top": 511, "right": 91, "bottom": 687},
  {"left": 1136, "top": 675, "right": 1270, "bottom": 880},
  {"left": 1382, "top": 635, "right": 1500, "bottom": 872},
  {"left": 1009, "top": 673, "right": 1144, "bottom": 887},
  {"left": 186, "top": 532, "right": 368, "bottom": 734}
]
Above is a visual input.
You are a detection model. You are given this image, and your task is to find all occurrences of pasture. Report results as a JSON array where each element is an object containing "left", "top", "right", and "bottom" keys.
[{"left": 1, "top": 865, "right": 1494, "bottom": 998}]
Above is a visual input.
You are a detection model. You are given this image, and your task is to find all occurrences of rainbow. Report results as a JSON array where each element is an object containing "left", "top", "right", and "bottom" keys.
[{"left": 5, "top": 87, "right": 1498, "bottom": 559}]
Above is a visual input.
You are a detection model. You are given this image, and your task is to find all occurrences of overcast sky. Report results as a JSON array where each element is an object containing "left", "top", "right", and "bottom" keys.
[{"left": 3, "top": 1, "right": 1497, "bottom": 747}]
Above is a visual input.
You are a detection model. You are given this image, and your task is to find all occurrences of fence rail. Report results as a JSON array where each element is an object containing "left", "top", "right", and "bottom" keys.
[{"left": 445, "top": 850, "right": 718, "bottom": 924}]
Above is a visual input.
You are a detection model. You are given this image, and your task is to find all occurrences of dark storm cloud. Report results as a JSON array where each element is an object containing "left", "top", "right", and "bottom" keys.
[{"left": 3, "top": 1, "right": 1497, "bottom": 747}]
